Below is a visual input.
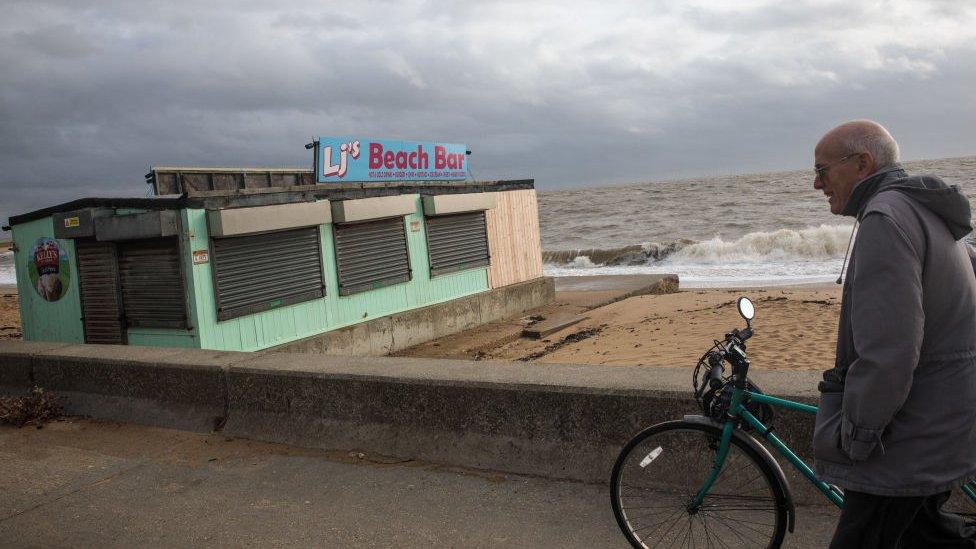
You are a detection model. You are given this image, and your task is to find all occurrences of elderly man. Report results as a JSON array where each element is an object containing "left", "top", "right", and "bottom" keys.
[{"left": 812, "top": 119, "right": 976, "bottom": 547}]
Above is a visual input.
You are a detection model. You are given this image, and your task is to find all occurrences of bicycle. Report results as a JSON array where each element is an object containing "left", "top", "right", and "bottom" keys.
[{"left": 610, "top": 297, "right": 976, "bottom": 548}]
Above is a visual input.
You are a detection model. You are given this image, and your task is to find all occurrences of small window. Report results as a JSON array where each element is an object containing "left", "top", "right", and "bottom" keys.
[
  {"left": 425, "top": 211, "right": 490, "bottom": 277},
  {"left": 211, "top": 227, "right": 325, "bottom": 320},
  {"left": 117, "top": 237, "right": 188, "bottom": 328},
  {"left": 333, "top": 217, "right": 411, "bottom": 296}
]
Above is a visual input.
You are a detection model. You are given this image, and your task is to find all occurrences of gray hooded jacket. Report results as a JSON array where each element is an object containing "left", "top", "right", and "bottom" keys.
[{"left": 812, "top": 164, "right": 976, "bottom": 496}]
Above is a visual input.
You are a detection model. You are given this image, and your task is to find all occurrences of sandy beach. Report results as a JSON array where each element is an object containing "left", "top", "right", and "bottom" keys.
[
  {"left": 0, "top": 286, "right": 20, "bottom": 340},
  {"left": 2, "top": 239, "right": 18, "bottom": 338},
  {"left": 396, "top": 283, "right": 842, "bottom": 372}
]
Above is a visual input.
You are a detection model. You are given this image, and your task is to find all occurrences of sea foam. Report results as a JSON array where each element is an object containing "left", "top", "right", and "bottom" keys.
[
  {"left": 0, "top": 252, "right": 14, "bottom": 286},
  {"left": 542, "top": 224, "right": 853, "bottom": 266},
  {"left": 672, "top": 224, "right": 853, "bottom": 264}
]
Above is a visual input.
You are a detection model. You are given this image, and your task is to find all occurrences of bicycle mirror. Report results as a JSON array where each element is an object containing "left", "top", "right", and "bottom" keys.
[{"left": 737, "top": 297, "right": 755, "bottom": 322}]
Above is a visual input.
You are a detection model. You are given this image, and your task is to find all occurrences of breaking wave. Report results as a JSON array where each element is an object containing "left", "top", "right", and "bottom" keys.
[
  {"left": 0, "top": 251, "right": 14, "bottom": 286},
  {"left": 542, "top": 224, "right": 853, "bottom": 267}
]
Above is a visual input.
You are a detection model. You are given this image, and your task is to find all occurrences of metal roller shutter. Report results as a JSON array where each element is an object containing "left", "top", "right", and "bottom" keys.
[
  {"left": 425, "top": 211, "right": 490, "bottom": 277},
  {"left": 117, "top": 238, "right": 188, "bottom": 329},
  {"left": 334, "top": 217, "right": 410, "bottom": 296},
  {"left": 211, "top": 227, "right": 325, "bottom": 320},
  {"left": 76, "top": 240, "right": 125, "bottom": 344}
]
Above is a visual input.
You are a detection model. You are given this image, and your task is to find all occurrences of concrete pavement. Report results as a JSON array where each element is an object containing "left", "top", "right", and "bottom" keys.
[{"left": 0, "top": 418, "right": 839, "bottom": 548}]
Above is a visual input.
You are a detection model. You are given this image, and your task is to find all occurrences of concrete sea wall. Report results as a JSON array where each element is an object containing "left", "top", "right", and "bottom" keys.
[
  {"left": 266, "top": 276, "right": 554, "bottom": 356},
  {"left": 0, "top": 340, "right": 824, "bottom": 501}
]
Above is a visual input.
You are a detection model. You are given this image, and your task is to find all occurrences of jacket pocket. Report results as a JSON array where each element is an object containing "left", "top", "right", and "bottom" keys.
[
  {"left": 840, "top": 417, "right": 882, "bottom": 462},
  {"left": 813, "top": 391, "right": 853, "bottom": 466}
]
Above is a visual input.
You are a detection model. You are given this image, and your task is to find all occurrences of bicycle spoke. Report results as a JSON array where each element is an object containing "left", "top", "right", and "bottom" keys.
[
  {"left": 649, "top": 510, "right": 689, "bottom": 549},
  {"left": 706, "top": 511, "right": 766, "bottom": 545},
  {"left": 677, "top": 516, "right": 693, "bottom": 548},
  {"left": 705, "top": 511, "right": 775, "bottom": 529},
  {"left": 701, "top": 506, "right": 777, "bottom": 513},
  {"left": 705, "top": 511, "right": 774, "bottom": 537},
  {"left": 701, "top": 513, "right": 730, "bottom": 549},
  {"left": 704, "top": 512, "right": 755, "bottom": 546},
  {"left": 701, "top": 515, "right": 729, "bottom": 547},
  {"left": 696, "top": 513, "right": 718, "bottom": 549},
  {"left": 633, "top": 507, "right": 686, "bottom": 537},
  {"left": 624, "top": 502, "right": 692, "bottom": 511}
]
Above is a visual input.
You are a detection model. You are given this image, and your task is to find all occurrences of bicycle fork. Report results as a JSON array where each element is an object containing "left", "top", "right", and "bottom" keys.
[{"left": 687, "top": 388, "right": 744, "bottom": 511}]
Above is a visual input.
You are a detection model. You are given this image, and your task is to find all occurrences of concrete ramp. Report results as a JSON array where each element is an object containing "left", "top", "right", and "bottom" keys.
[{"left": 555, "top": 274, "right": 678, "bottom": 308}]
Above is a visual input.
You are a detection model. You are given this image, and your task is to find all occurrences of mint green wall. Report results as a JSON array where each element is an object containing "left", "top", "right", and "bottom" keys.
[
  {"left": 10, "top": 217, "right": 85, "bottom": 343},
  {"left": 184, "top": 195, "right": 490, "bottom": 352},
  {"left": 9, "top": 196, "right": 489, "bottom": 352},
  {"left": 127, "top": 328, "right": 198, "bottom": 348},
  {"left": 11, "top": 212, "right": 198, "bottom": 347}
]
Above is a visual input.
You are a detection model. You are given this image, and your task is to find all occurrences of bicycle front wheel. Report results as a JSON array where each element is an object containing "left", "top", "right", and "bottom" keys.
[{"left": 610, "top": 420, "right": 788, "bottom": 548}]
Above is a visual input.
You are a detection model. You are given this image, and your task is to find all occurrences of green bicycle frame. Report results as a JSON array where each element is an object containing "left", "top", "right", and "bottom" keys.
[
  {"left": 689, "top": 379, "right": 976, "bottom": 512},
  {"left": 691, "top": 385, "right": 844, "bottom": 509}
]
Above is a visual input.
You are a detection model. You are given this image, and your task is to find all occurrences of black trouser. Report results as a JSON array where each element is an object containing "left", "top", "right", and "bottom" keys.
[{"left": 830, "top": 490, "right": 976, "bottom": 548}]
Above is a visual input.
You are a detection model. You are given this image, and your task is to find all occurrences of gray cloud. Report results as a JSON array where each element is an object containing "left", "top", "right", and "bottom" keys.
[{"left": 2, "top": 0, "right": 976, "bottom": 236}]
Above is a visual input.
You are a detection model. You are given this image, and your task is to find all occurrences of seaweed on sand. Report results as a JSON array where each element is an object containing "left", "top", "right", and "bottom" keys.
[{"left": 0, "top": 387, "right": 62, "bottom": 427}]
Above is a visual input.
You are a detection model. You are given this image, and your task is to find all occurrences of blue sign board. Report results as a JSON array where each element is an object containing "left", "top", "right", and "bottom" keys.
[{"left": 316, "top": 137, "right": 468, "bottom": 183}]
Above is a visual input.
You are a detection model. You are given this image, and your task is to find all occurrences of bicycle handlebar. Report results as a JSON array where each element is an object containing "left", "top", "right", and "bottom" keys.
[
  {"left": 706, "top": 353, "right": 725, "bottom": 389},
  {"left": 703, "top": 325, "right": 754, "bottom": 389},
  {"left": 728, "top": 327, "right": 753, "bottom": 342}
]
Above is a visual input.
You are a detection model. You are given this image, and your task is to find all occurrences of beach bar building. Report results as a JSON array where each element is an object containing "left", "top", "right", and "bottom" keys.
[{"left": 5, "top": 163, "right": 549, "bottom": 354}]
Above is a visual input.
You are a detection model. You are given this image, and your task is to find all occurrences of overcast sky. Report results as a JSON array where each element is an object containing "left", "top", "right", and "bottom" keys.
[{"left": 2, "top": 0, "right": 975, "bottom": 232}]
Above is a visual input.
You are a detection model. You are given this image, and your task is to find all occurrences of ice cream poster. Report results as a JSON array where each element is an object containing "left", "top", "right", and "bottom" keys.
[{"left": 29, "top": 237, "right": 70, "bottom": 301}]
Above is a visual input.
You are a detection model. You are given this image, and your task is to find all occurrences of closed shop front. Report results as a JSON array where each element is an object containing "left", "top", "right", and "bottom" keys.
[
  {"left": 421, "top": 193, "right": 496, "bottom": 277},
  {"left": 330, "top": 195, "right": 415, "bottom": 296},
  {"left": 206, "top": 201, "right": 332, "bottom": 320},
  {"left": 75, "top": 236, "right": 188, "bottom": 342},
  {"left": 117, "top": 237, "right": 187, "bottom": 328},
  {"left": 333, "top": 217, "right": 411, "bottom": 295},
  {"left": 424, "top": 211, "right": 490, "bottom": 276},
  {"left": 76, "top": 240, "right": 125, "bottom": 344},
  {"left": 211, "top": 227, "right": 325, "bottom": 320}
]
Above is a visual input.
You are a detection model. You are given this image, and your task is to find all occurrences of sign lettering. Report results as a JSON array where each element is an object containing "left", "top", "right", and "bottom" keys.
[{"left": 317, "top": 137, "right": 468, "bottom": 183}]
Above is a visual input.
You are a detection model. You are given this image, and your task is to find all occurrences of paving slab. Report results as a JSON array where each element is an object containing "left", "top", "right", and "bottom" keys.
[{"left": 0, "top": 418, "right": 839, "bottom": 548}]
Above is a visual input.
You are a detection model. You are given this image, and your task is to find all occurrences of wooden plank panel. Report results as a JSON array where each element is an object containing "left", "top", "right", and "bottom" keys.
[{"left": 486, "top": 189, "right": 544, "bottom": 288}]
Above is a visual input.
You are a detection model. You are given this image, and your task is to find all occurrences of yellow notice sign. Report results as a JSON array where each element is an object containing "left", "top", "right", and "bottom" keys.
[{"left": 64, "top": 217, "right": 80, "bottom": 228}]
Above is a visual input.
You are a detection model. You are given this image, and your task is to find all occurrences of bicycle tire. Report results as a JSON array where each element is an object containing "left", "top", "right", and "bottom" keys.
[
  {"left": 946, "top": 481, "right": 976, "bottom": 521},
  {"left": 611, "top": 420, "right": 789, "bottom": 548}
]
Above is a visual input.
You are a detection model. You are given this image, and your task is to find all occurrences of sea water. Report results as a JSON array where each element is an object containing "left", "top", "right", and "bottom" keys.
[
  {"left": 540, "top": 156, "right": 976, "bottom": 286},
  {"left": 1, "top": 156, "right": 974, "bottom": 287},
  {"left": 0, "top": 252, "right": 13, "bottom": 286}
]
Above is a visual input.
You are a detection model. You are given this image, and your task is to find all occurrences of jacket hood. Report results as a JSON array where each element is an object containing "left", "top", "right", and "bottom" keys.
[{"left": 841, "top": 164, "right": 973, "bottom": 241}]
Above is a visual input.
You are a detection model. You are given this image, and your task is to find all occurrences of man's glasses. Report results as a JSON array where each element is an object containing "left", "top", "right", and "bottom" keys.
[{"left": 814, "top": 153, "right": 860, "bottom": 180}]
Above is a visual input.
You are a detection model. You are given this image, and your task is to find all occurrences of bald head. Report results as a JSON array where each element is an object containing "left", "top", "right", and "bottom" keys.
[
  {"left": 816, "top": 119, "right": 900, "bottom": 173},
  {"left": 813, "top": 120, "right": 901, "bottom": 214}
]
